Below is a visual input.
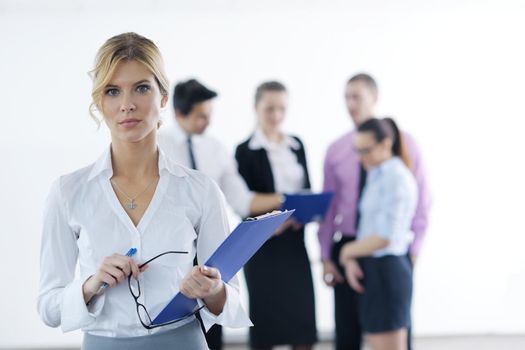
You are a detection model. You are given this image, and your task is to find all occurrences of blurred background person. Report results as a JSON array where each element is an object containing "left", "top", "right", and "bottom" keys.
[
  {"left": 339, "top": 117, "right": 417, "bottom": 350},
  {"left": 235, "top": 81, "right": 317, "bottom": 350},
  {"left": 319, "top": 73, "right": 431, "bottom": 350},
  {"left": 157, "top": 79, "right": 283, "bottom": 349}
]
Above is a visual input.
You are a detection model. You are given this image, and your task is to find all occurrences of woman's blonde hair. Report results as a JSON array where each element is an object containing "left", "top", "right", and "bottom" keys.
[{"left": 88, "top": 32, "right": 169, "bottom": 126}]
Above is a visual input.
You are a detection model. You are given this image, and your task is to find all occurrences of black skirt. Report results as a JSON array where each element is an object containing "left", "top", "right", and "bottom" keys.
[
  {"left": 244, "top": 226, "right": 317, "bottom": 347},
  {"left": 358, "top": 255, "right": 412, "bottom": 333}
]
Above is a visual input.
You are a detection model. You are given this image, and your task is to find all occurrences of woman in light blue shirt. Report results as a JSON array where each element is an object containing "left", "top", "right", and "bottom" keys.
[{"left": 339, "top": 118, "right": 418, "bottom": 350}]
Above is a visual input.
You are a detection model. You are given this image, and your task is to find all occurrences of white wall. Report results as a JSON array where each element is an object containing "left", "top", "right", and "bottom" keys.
[{"left": 1, "top": 0, "right": 524, "bottom": 348}]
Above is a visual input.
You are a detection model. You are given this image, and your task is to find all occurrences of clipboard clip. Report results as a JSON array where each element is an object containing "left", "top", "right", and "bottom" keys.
[{"left": 245, "top": 210, "right": 285, "bottom": 221}]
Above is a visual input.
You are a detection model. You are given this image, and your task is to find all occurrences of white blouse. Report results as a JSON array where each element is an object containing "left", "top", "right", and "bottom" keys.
[
  {"left": 37, "top": 146, "right": 252, "bottom": 337},
  {"left": 248, "top": 128, "right": 305, "bottom": 193}
]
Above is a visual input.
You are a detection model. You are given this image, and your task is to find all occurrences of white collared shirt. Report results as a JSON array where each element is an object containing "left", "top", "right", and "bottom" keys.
[
  {"left": 37, "top": 146, "right": 252, "bottom": 337},
  {"left": 248, "top": 128, "right": 305, "bottom": 194},
  {"left": 157, "top": 122, "right": 254, "bottom": 217}
]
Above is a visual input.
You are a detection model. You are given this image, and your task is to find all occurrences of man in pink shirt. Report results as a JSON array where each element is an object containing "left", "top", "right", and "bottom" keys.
[{"left": 319, "top": 73, "right": 431, "bottom": 350}]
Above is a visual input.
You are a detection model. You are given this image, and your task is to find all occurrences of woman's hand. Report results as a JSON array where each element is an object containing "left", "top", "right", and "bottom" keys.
[
  {"left": 82, "top": 253, "right": 147, "bottom": 304},
  {"left": 322, "top": 260, "right": 344, "bottom": 287},
  {"left": 180, "top": 266, "right": 226, "bottom": 315},
  {"left": 342, "top": 259, "right": 365, "bottom": 293},
  {"left": 291, "top": 219, "right": 303, "bottom": 231},
  {"left": 410, "top": 254, "right": 417, "bottom": 266},
  {"left": 339, "top": 241, "right": 356, "bottom": 266},
  {"left": 339, "top": 243, "right": 365, "bottom": 293},
  {"left": 273, "top": 218, "right": 303, "bottom": 237}
]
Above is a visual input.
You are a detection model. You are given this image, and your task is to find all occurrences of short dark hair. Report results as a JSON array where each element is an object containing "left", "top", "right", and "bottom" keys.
[
  {"left": 173, "top": 79, "right": 218, "bottom": 116},
  {"left": 254, "top": 81, "right": 287, "bottom": 106},
  {"left": 347, "top": 73, "right": 378, "bottom": 94}
]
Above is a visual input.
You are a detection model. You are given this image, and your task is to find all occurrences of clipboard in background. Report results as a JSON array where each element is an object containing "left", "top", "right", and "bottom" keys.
[
  {"left": 280, "top": 192, "right": 334, "bottom": 224},
  {"left": 152, "top": 210, "right": 294, "bottom": 325}
]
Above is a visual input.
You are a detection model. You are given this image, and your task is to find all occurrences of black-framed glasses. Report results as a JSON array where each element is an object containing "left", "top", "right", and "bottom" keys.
[
  {"left": 127, "top": 250, "right": 205, "bottom": 329},
  {"left": 354, "top": 143, "right": 379, "bottom": 156}
]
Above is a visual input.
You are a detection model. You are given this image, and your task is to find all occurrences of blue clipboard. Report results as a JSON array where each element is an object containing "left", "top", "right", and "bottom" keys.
[
  {"left": 281, "top": 192, "right": 334, "bottom": 224},
  {"left": 151, "top": 210, "right": 294, "bottom": 325}
]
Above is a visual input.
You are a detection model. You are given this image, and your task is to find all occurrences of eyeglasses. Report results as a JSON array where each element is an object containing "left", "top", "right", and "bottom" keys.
[
  {"left": 127, "top": 250, "right": 205, "bottom": 329},
  {"left": 354, "top": 143, "right": 379, "bottom": 156}
]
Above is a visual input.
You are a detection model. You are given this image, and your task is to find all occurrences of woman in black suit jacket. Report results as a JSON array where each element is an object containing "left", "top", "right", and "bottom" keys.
[{"left": 235, "top": 81, "right": 317, "bottom": 350}]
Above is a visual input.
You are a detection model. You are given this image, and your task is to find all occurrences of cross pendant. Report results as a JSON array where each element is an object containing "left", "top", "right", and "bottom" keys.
[{"left": 126, "top": 199, "right": 137, "bottom": 210}]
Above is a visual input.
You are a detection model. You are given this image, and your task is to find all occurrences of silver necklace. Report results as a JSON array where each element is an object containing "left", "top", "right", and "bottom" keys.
[{"left": 111, "top": 177, "right": 157, "bottom": 210}]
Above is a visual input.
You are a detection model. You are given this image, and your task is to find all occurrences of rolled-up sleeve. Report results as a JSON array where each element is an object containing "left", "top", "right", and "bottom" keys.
[
  {"left": 37, "top": 178, "right": 104, "bottom": 332},
  {"left": 196, "top": 178, "right": 252, "bottom": 331}
]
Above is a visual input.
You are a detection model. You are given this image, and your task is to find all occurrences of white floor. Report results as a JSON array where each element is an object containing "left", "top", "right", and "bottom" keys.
[
  {"left": 224, "top": 335, "right": 525, "bottom": 350},
  {"left": 12, "top": 335, "right": 525, "bottom": 350}
]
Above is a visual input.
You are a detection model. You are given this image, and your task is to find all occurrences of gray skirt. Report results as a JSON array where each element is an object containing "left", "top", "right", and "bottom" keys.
[{"left": 82, "top": 318, "right": 208, "bottom": 350}]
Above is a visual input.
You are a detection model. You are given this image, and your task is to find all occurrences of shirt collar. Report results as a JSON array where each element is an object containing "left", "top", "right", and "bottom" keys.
[
  {"left": 88, "top": 146, "right": 113, "bottom": 181},
  {"left": 171, "top": 120, "right": 192, "bottom": 141},
  {"left": 87, "top": 145, "right": 188, "bottom": 182},
  {"left": 368, "top": 156, "right": 402, "bottom": 179},
  {"left": 158, "top": 148, "right": 189, "bottom": 177},
  {"left": 248, "top": 128, "right": 301, "bottom": 151},
  {"left": 169, "top": 119, "right": 205, "bottom": 146}
]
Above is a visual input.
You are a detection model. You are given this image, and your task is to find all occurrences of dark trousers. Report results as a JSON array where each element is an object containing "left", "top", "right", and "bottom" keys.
[
  {"left": 332, "top": 237, "right": 362, "bottom": 350},
  {"left": 195, "top": 312, "right": 223, "bottom": 350},
  {"left": 331, "top": 236, "right": 413, "bottom": 350}
]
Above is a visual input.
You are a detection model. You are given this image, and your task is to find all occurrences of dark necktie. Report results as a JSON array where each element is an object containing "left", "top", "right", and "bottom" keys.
[
  {"left": 355, "top": 164, "right": 367, "bottom": 230},
  {"left": 187, "top": 136, "right": 197, "bottom": 170}
]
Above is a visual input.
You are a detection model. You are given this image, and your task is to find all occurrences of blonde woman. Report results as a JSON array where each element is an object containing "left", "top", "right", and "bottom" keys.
[{"left": 37, "top": 32, "right": 250, "bottom": 349}]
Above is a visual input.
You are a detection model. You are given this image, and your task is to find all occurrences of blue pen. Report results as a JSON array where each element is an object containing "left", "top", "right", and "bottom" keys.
[{"left": 96, "top": 248, "right": 137, "bottom": 295}]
